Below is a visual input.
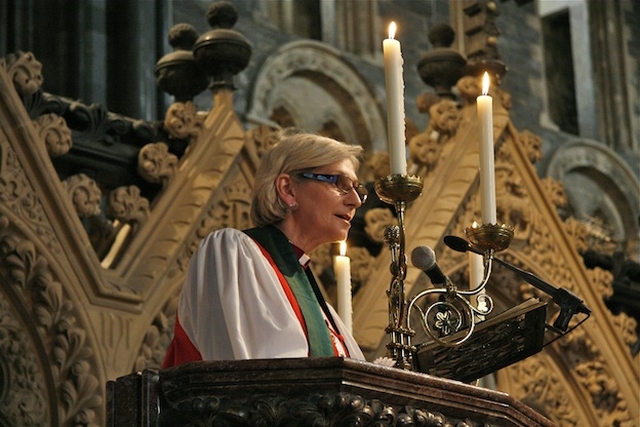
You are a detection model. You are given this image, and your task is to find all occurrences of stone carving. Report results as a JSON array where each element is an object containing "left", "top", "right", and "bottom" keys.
[
  {"left": 107, "top": 185, "right": 150, "bottom": 228},
  {"left": 408, "top": 98, "right": 461, "bottom": 177},
  {"left": 209, "top": 179, "right": 252, "bottom": 231},
  {"left": 488, "top": 163, "right": 636, "bottom": 427},
  {"left": 562, "top": 217, "right": 592, "bottom": 255},
  {"left": 246, "top": 41, "right": 386, "bottom": 151},
  {"left": 539, "top": 177, "right": 568, "bottom": 210},
  {"left": 251, "top": 125, "right": 281, "bottom": 158},
  {"left": 161, "top": 391, "right": 452, "bottom": 427},
  {"left": 611, "top": 311, "right": 639, "bottom": 350},
  {"left": 135, "top": 294, "right": 179, "bottom": 372},
  {"left": 0, "top": 215, "right": 102, "bottom": 427},
  {"left": 495, "top": 157, "right": 532, "bottom": 240},
  {"left": 364, "top": 208, "right": 397, "bottom": 245},
  {"left": 456, "top": 75, "right": 483, "bottom": 106},
  {"left": 309, "top": 242, "right": 333, "bottom": 283},
  {"left": 349, "top": 246, "right": 376, "bottom": 292},
  {"left": 164, "top": 101, "right": 203, "bottom": 140},
  {"left": 505, "top": 356, "right": 578, "bottom": 427},
  {"left": 0, "top": 136, "right": 61, "bottom": 253},
  {"left": 518, "top": 130, "right": 542, "bottom": 164},
  {"left": 35, "top": 113, "right": 73, "bottom": 157},
  {"left": 365, "top": 151, "right": 391, "bottom": 181},
  {"left": 63, "top": 174, "right": 102, "bottom": 218},
  {"left": 5, "top": 51, "right": 43, "bottom": 95},
  {"left": 556, "top": 328, "right": 635, "bottom": 427},
  {"left": 138, "top": 142, "right": 178, "bottom": 186},
  {"left": 0, "top": 291, "right": 48, "bottom": 426}
]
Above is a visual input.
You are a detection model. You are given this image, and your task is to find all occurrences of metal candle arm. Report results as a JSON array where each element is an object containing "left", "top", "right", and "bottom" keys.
[
  {"left": 406, "top": 251, "right": 495, "bottom": 348},
  {"left": 405, "top": 223, "right": 514, "bottom": 350}
]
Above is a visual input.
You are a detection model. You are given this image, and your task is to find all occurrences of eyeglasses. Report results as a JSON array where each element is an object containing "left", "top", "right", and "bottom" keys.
[{"left": 297, "top": 172, "right": 368, "bottom": 203}]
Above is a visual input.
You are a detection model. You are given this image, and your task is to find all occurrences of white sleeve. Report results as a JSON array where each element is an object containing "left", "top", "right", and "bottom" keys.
[{"left": 177, "top": 228, "right": 310, "bottom": 360}]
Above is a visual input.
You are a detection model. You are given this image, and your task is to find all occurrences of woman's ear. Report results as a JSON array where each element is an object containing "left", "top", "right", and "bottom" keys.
[{"left": 275, "top": 173, "right": 296, "bottom": 206}]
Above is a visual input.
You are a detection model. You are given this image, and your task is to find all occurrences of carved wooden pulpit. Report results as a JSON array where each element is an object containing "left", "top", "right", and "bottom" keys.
[{"left": 107, "top": 357, "right": 555, "bottom": 427}]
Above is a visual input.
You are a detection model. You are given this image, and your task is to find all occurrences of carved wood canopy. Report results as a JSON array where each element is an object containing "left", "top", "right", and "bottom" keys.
[{"left": 0, "top": 45, "right": 637, "bottom": 427}]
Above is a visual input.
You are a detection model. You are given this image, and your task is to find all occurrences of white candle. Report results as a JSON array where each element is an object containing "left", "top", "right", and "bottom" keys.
[
  {"left": 469, "top": 222, "right": 486, "bottom": 319},
  {"left": 383, "top": 22, "right": 407, "bottom": 175},
  {"left": 477, "top": 72, "right": 497, "bottom": 224},
  {"left": 469, "top": 251, "right": 483, "bottom": 289},
  {"left": 334, "top": 241, "right": 352, "bottom": 333}
]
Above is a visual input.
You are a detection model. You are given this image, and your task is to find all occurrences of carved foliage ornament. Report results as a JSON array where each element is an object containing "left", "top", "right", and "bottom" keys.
[
  {"left": 164, "top": 101, "right": 202, "bottom": 141},
  {"left": 0, "top": 134, "right": 60, "bottom": 253},
  {"left": 107, "top": 186, "right": 150, "bottom": 228},
  {"left": 34, "top": 113, "right": 73, "bottom": 157},
  {"left": 0, "top": 216, "right": 102, "bottom": 427},
  {"left": 5, "top": 51, "right": 44, "bottom": 96},
  {"left": 137, "top": 142, "right": 178, "bottom": 186},
  {"left": 160, "top": 392, "right": 454, "bottom": 427},
  {"left": 63, "top": 174, "right": 102, "bottom": 218},
  {"left": 0, "top": 291, "right": 47, "bottom": 426}
]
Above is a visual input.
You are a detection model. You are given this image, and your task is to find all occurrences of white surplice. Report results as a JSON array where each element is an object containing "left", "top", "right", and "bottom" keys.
[{"left": 176, "top": 228, "right": 365, "bottom": 361}]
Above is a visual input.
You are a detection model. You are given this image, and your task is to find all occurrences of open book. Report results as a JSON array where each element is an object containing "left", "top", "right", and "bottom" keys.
[{"left": 414, "top": 298, "right": 548, "bottom": 383}]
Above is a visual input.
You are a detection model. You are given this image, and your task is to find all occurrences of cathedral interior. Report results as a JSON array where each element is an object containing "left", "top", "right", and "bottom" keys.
[{"left": 0, "top": 0, "right": 638, "bottom": 426}]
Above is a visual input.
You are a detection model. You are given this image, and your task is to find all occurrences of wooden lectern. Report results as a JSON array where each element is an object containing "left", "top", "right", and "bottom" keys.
[{"left": 107, "top": 357, "right": 555, "bottom": 426}]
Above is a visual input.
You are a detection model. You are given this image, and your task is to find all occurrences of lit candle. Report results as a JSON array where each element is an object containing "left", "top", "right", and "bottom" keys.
[
  {"left": 383, "top": 22, "right": 407, "bottom": 175},
  {"left": 334, "top": 241, "right": 352, "bottom": 333},
  {"left": 477, "top": 72, "right": 497, "bottom": 224}
]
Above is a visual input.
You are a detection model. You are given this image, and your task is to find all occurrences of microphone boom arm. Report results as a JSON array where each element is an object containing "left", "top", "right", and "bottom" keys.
[{"left": 444, "top": 235, "right": 591, "bottom": 332}]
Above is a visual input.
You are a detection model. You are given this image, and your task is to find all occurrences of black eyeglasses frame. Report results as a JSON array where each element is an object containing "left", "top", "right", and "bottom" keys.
[{"left": 296, "top": 172, "right": 368, "bottom": 203}]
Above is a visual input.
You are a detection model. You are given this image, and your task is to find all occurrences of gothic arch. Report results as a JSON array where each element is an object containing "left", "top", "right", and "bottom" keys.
[
  {"left": 545, "top": 139, "right": 640, "bottom": 249},
  {"left": 246, "top": 40, "right": 387, "bottom": 153}
]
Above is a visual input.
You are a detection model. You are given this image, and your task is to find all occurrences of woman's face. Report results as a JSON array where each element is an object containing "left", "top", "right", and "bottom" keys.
[{"left": 290, "top": 158, "right": 363, "bottom": 250}]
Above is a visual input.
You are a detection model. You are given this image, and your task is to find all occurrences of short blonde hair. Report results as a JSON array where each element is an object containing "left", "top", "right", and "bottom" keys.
[{"left": 251, "top": 132, "right": 364, "bottom": 227}]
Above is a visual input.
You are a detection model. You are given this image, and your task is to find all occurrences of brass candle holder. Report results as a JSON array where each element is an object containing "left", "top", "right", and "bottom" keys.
[
  {"left": 465, "top": 222, "right": 515, "bottom": 253},
  {"left": 375, "top": 174, "right": 424, "bottom": 370}
]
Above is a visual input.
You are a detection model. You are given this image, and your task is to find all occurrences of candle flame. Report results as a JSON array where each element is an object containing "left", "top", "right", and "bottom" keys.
[
  {"left": 482, "top": 72, "right": 490, "bottom": 96},
  {"left": 388, "top": 22, "right": 397, "bottom": 39},
  {"left": 339, "top": 240, "right": 347, "bottom": 256}
]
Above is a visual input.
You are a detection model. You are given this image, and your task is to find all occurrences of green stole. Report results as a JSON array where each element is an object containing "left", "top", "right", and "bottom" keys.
[{"left": 244, "top": 226, "right": 335, "bottom": 357}]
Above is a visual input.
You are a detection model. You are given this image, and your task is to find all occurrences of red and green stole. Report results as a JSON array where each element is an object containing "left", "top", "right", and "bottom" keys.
[{"left": 244, "top": 226, "right": 335, "bottom": 357}]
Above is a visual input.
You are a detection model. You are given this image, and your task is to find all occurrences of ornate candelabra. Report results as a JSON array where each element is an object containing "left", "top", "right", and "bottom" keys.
[
  {"left": 376, "top": 173, "right": 515, "bottom": 369},
  {"left": 375, "top": 174, "right": 424, "bottom": 369}
]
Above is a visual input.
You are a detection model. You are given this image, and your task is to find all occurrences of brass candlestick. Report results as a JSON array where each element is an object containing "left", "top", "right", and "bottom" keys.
[{"left": 375, "top": 174, "right": 424, "bottom": 370}]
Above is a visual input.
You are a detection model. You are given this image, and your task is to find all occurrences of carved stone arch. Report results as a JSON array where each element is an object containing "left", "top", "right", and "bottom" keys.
[
  {"left": 246, "top": 40, "right": 387, "bottom": 153},
  {"left": 545, "top": 139, "right": 640, "bottom": 249}
]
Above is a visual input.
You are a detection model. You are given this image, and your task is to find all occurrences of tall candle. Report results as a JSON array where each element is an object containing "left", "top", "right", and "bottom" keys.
[
  {"left": 334, "top": 241, "right": 352, "bottom": 333},
  {"left": 383, "top": 22, "right": 407, "bottom": 175},
  {"left": 477, "top": 72, "right": 497, "bottom": 224}
]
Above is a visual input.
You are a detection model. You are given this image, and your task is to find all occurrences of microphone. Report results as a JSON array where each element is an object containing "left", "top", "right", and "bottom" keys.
[
  {"left": 444, "top": 235, "right": 591, "bottom": 331},
  {"left": 410, "top": 245, "right": 448, "bottom": 285}
]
